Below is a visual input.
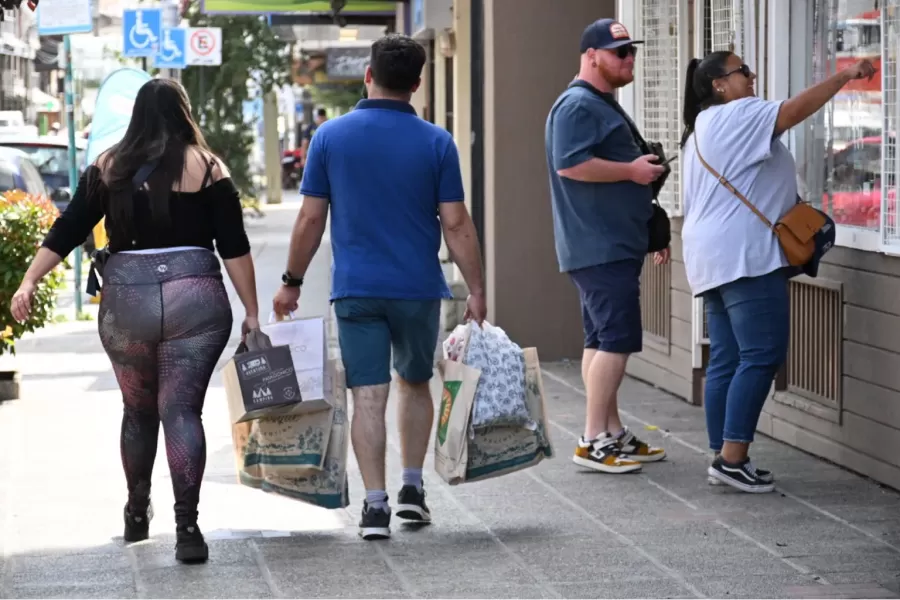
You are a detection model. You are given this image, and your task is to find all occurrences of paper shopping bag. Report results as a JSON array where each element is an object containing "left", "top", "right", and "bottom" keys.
[
  {"left": 262, "top": 315, "right": 329, "bottom": 402},
  {"left": 221, "top": 330, "right": 306, "bottom": 423},
  {"left": 232, "top": 359, "right": 351, "bottom": 509},
  {"left": 464, "top": 347, "right": 554, "bottom": 483},
  {"left": 240, "top": 407, "right": 334, "bottom": 473},
  {"left": 434, "top": 359, "right": 480, "bottom": 485}
]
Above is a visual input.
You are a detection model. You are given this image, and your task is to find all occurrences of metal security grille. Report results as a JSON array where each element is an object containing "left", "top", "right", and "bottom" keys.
[
  {"left": 710, "top": 0, "right": 743, "bottom": 53},
  {"left": 641, "top": 256, "right": 671, "bottom": 341},
  {"left": 882, "top": 2, "right": 900, "bottom": 246},
  {"left": 786, "top": 278, "right": 842, "bottom": 408},
  {"left": 637, "top": 0, "right": 682, "bottom": 216}
]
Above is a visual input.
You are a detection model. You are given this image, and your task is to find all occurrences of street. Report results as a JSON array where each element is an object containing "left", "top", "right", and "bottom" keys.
[{"left": 1, "top": 198, "right": 899, "bottom": 599}]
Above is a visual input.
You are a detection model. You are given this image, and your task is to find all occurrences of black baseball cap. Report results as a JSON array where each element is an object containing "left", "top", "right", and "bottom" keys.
[{"left": 580, "top": 18, "right": 644, "bottom": 53}]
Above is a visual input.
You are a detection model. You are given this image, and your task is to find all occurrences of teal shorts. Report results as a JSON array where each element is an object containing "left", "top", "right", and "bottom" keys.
[{"left": 333, "top": 297, "right": 441, "bottom": 388}]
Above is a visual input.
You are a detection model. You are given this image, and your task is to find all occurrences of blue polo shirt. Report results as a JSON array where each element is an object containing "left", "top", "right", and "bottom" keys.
[
  {"left": 300, "top": 99, "right": 464, "bottom": 301},
  {"left": 545, "top": 84, "right": 653, "bottom": 272}
]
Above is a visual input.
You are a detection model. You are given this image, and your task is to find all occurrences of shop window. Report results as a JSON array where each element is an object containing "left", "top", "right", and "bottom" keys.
[
  {"left": 709, "top": 0, "right": 744, "bottom": 53},
  {"left": 801, "top": 0, "right": 893, "bottom": 234},
  {"left": 636, "top": 0, "right": 683, "bottom": 216}
]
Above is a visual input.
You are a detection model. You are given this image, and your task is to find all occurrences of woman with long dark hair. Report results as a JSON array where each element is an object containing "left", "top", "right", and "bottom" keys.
[
  {"left": 10, "top": 79, "right": 259, "bottom": 562},
  {"left": 680, "top": 52, "right": 874, "bottom": 493}
]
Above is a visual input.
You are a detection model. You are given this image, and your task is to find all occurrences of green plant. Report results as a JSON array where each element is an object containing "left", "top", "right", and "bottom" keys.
[
  {"left": 0, "top": 190, "right": 65, "bottom": 356},
  {"left": 309, "top": 81, "right": 364, "bottom": 112},
  {"left": 181, "top": 9, "right": 290, "bottom": 197}
]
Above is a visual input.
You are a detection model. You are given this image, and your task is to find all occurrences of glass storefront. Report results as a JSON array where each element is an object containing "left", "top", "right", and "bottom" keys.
[{"left": 801, "top": 0, "right": 896, "bottom": 232}]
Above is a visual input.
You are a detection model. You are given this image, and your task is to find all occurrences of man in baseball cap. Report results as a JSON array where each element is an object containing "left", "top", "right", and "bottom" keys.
[
  {"left": 544, "top": 17, "right": 668, "bottom": 476},
  {"left": 580, "top": 17, "right": 644, "bottom": 52}
]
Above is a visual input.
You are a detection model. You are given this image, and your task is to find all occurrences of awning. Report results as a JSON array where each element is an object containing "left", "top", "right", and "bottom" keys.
[{"left": 31, "top": 88, "right": 61, "bottom": 113}]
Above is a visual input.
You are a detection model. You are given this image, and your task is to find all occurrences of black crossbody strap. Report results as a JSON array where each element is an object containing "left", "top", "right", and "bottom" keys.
[
  {"left": 132, "top": 159, "right": 160, "bottom": 193},
  {"left": 567, "top": 80, "right": 651, "bottom": 155}
]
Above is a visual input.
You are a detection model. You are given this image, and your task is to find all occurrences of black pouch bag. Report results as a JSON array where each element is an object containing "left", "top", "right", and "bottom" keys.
[{"left": 567, "top": 80, "right": 672, "bottom": 253}]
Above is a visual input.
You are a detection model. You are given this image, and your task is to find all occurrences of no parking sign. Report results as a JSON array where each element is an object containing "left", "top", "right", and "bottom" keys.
[{"left": 186, "top": 27, "right": 222, "bottom": 66}]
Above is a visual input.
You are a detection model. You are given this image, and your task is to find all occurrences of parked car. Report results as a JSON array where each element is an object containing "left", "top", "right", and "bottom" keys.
[
  {"left": 0, "top": 136, "right": 87, "bottom": 212},
  {"left": 0, "top": 147, "right": 49, "bottom": 198},
  {"left": 0, "top": 111, "right": 39, "bottom": 139},
  {"left": 0, "top": 140, "right": 95, "bottom": 253}
]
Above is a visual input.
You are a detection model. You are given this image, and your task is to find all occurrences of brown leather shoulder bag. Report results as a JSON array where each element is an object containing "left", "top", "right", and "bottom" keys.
[{"left": 694, "top": 137, "right": 826, "bottom": 266}]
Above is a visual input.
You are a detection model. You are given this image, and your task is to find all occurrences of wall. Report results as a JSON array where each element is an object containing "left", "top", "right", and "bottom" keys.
[
  {"left": 758, "top": 248, "right": 900, "bottom": 490},
  {"left": 626, "top": 221, "right": 699, "bottom": 404},
  {"left": 482, "top": 0, "right": 615, "bottom": 360}
]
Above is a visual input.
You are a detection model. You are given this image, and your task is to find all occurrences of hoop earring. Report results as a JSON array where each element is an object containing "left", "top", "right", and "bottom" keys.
[{"left": 591, "top": 61, "right": 597, "bottom": 68}]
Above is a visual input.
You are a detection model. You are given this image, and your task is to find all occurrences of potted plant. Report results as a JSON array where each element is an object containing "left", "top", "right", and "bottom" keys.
[{"left": 0, "top": 189, "right": 64, "bottom": 401}]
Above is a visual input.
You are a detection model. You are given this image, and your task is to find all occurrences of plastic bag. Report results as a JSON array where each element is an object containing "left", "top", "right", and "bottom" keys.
[
  {"left": 442, "top": 323, "right": 472, "bottom": 362},
  {"left": 462, "top": 322, "right": 533, "bottom": 431}
]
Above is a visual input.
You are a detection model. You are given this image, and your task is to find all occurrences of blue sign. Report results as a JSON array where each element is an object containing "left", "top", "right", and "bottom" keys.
[
  {"left": 84, "top": 68, "right": 153, "bottom": 166},
  {"left": 152, "top": 27, "right": 187, "bottom": 69},
  {"left": 122, "top": 8, "right": 162, "bottom": 58},
  {"left": 411, "top": 0, "right": 424, "bottom": 32},
  {"left": 37, "top": 0, "right": 93, "bottom": 36}
]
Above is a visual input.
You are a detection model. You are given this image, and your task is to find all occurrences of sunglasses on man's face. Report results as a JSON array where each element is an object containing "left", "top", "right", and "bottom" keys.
[{"left": 608, "top": 45, "right": 638, "bottom": 59}]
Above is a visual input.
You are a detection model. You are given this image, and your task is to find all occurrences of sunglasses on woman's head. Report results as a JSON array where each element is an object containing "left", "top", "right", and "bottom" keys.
[{"left": 609, "top": 45, "right": 638, "bottom": 59}]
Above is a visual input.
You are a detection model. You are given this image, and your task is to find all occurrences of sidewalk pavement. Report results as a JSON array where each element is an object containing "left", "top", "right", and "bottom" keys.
[{"left": 0, "top": 199, "right": 899, "bottom": 599}]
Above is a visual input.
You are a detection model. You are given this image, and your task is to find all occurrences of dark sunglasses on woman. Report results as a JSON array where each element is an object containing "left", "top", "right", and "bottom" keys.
[{"left": 723, "top": 64, "right": 752, "bottom": 78}]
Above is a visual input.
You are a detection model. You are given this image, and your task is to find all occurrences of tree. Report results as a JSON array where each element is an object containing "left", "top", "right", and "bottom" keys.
[
  {"left": 181, "top": 7, "right": 290, "bottom": 196},
  {"left": 309, "top": 81, "right": 364, "bottom": 113}
]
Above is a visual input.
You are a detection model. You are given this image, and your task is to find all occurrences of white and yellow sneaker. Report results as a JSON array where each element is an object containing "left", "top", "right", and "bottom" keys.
[
  {"left": 616, "top": 426, "right": 667, "bottom": 462},
  {"left": 573, "top": 435, "right": 642, "bottom": 474}
]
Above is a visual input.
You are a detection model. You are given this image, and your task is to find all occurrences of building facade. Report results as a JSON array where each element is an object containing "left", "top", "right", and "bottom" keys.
[{"left": 408, "top": 0, "right": 900, "bottom": 491}]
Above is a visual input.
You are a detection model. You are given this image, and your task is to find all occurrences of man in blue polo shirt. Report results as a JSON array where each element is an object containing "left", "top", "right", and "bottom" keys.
[
  {"left": 273, "top": 33, "right": 486, "bottom": 541},
  {"left": 546, "top": 18, "right": 670, "bottom": 476}
]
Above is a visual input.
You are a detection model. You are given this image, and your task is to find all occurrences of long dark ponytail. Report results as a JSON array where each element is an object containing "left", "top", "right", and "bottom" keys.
[{"left": 680, "top": 51, "right": 733, "bottom": 148}]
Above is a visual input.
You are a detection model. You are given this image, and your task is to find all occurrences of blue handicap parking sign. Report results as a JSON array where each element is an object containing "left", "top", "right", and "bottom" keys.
[
  {"left": 152, "top": 27, "right": 187, "bottom": 70},
  {"left": 122, "top": 8, "right": 162, "bottom": 58}
]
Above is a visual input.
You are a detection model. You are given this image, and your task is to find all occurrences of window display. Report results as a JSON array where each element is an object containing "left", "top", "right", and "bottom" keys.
[{"left": 803, "top": 0, "right": 890, "bottom": 231}]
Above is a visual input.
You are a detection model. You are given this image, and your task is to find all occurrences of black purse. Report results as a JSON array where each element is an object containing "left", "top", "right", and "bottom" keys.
[
  {"left": 86, "top": 160, "right": 159, "bottom": 297},
  {"left": 567, "top": 81, "right": 672, "bottom": 253}
]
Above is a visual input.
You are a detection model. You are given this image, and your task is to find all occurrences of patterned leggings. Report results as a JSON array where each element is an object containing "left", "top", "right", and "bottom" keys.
[{"left": 98, "top": 250, "right": 232, "bottom": 526}]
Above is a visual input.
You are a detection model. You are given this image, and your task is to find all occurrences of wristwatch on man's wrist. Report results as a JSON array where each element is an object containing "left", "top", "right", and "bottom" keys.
[{"left": 282, "top": 271, "right": 304, "bottom": 288}]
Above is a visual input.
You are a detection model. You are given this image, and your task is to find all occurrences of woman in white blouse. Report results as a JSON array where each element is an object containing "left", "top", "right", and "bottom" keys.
[{"left": 680, "top": 51, "right": 874, "bottom": 493}]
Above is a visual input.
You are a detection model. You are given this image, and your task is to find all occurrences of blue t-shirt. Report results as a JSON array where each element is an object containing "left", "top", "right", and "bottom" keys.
[
  {"left": 682, "top": 97, "right": 796, "bottom": 296},
  {"left": 300, "top": 99, "right": 464, "bottom": 301},
  {"left": 545, "top": 84, "right": 653, "bottom": 273}
]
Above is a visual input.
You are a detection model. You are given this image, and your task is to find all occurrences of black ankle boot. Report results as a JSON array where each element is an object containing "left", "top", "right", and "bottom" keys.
[
  {"left": 175, "top": 524, "right": 208, "bottom": 563},
  {"left": 123, "top": 503, "right": 152, "bottom": 543}
]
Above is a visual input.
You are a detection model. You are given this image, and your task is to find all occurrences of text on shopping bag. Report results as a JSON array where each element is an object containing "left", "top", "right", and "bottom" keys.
[{"left": 222, "top": 344, "right": 311, "bottom": 423}]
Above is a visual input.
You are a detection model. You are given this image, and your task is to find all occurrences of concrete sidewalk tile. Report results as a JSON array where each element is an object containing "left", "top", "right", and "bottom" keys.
[
  {"left": 6, "top": 582, "right": 138, "bottom": 599},
  {"left": 139, "top": 564, "right": 274, "bottom": 598},
  {"left": 497, "top": 535, "right": 667, "bottom": 584},
  {"left": 554, "top": 579, "right": 696, "bottom": 599},
  {"left": 693, "top": 574, "right": 823, "bottom": 599},
  {"left": 786, "top": 582, "right": 900, "bottom": 599},
  {"left": 418, "top": 584, "right": 553, "bottom": 599},
  {"left": 265, "top": 556, "right": 409, "bottom": 598}
]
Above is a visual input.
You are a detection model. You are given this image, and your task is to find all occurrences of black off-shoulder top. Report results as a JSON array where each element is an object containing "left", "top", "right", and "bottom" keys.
[{"left": 42, "top": 165, "right": 251, "bottom": 260}]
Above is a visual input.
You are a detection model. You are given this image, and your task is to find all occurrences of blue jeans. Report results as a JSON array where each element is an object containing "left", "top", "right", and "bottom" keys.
[{"left": 703, "top": 269, "right": 790, "bottom": 451}]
